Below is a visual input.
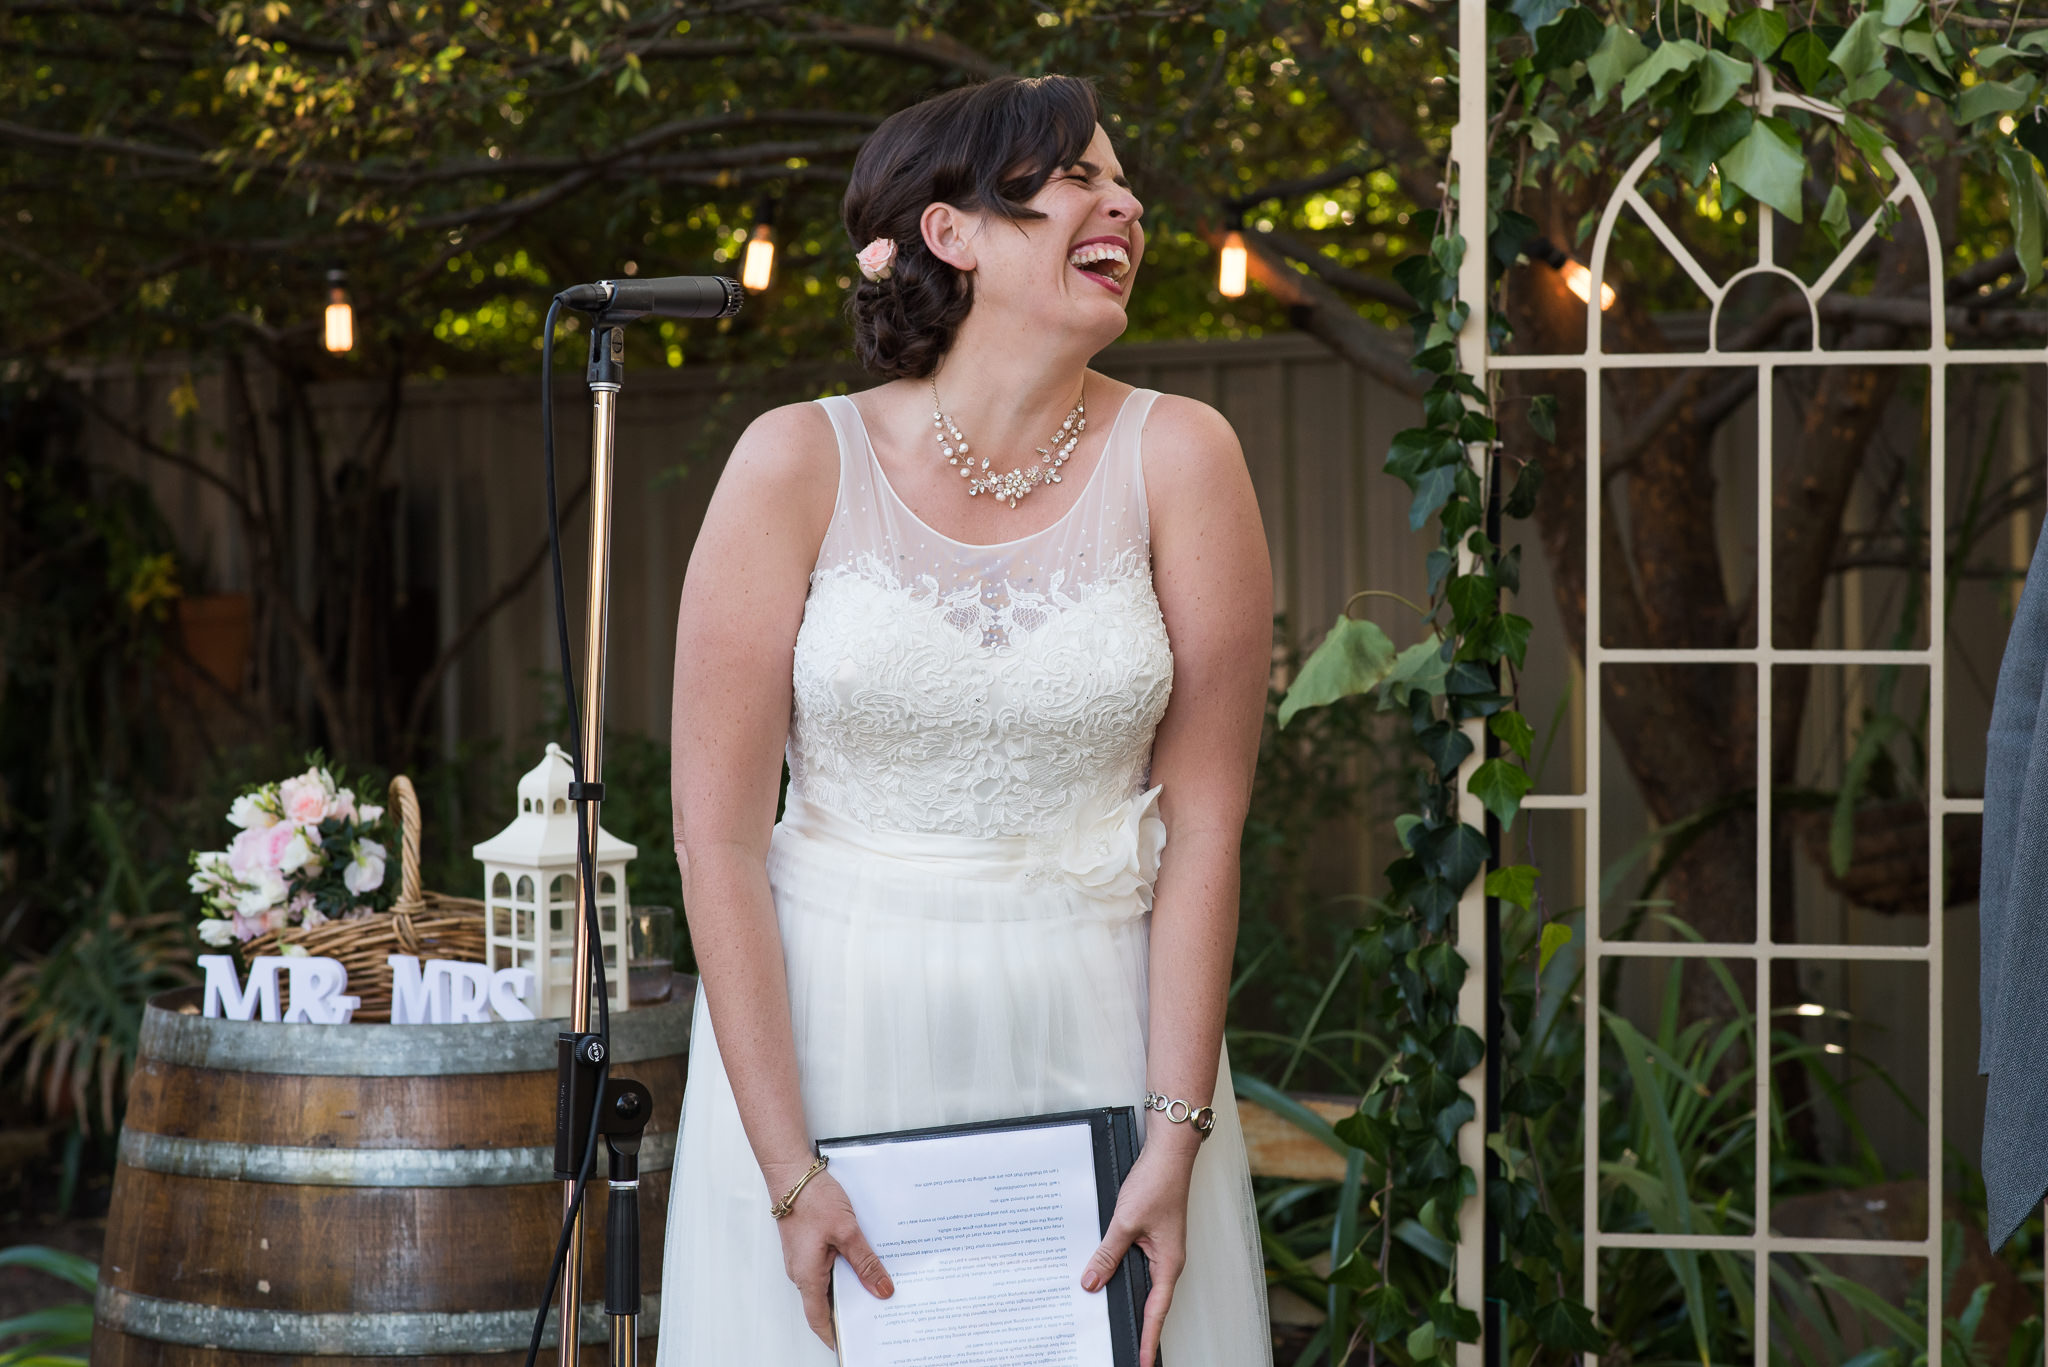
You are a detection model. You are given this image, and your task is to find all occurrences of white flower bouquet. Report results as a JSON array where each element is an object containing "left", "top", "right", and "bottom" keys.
[{"left": 190, "top": 761, "right": 396, "bottom": 947}]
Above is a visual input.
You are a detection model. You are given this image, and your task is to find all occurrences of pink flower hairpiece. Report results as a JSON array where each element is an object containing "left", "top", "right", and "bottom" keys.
[{"left": 855, "top": 236, "right": 898, "bottom": 282}]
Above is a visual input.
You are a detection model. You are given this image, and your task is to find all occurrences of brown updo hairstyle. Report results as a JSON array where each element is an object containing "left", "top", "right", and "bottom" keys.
[{"left": 842, "top": 74, "right": 1105, "bottom": 380}]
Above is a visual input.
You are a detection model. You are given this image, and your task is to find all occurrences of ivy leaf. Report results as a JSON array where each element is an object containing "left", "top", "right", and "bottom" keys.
[
  {"left": 1530, "top": 1299, "right": 1607, "bottom": 1351},
  {"left": 1719, "top": 115, "right": 1807, "bottom": 221},
  {"left": 1409, "top": 464, "right": 1461, "bottom": 530},
  {"left": 1979, "top": 44, "right": 2022, "bottom": 72},
  {"left": 1664, "top": 104, "right": 1754, "bottom": 185},
  {"left": 1958, "top": 77, "right": 2032, "bottom": 127},
  {"left": 1830, "top": 11, "right": 1887, "bottom": 82},
  {"left": 2016, "top": 106, "right": 2048, "bottom": 169},
  {"left": 1382, "top": 636, "right": 1453, "bottom": 711},
  {"left": 1880, "top": 0, "right": 1923, "bottom": 23},
  {"left": 1333, "top": 1108, "right": 1395, "bottom": 1157},
  {"left": 1405, "top": 1319, "right": 1439, "bottom": 1362},
  {"left": 1588, "top": 23, "right": 1650, "bottom": 99},
  {"left": 1485, "top": 862, "right": 1539, "bottom": 910},
  {"left": 1509, "top": 0, "right": 1571, "bottom": 36},
  {"left": 1525, "top": 116, "right": 1560, "bottom": 151},
  {"left": 1994, "top": 141, "right": 2048, "bottom": 291},
  {"left": 1842, "top": 111, "right": 1896, "bottom": 176},
  {"left": 1780, "top": 29, "right": 1833, "bottom": 90},
  {"left": 1491, "top": 209, "right": 1539, "bottom": 269},
  {"left": 1417, "top": 720, "right": 1476, "bottom": 778},
  {"left": 1489, "top": 709, "right": 1535, "bottom": 758},
  {"left": 1684, "top": 0, "right": 1729, "bottom": 28},
  {"left": 1502, "top": 1071, "right": 1567, "bottom": 1115},
  {"left": 1538, "top": 919, "right": 1575, "bottom": 972},
  {"left": 1692, "top": 48, "right": 1750, "bottom": 113},
  {"left": 1277, "top": 616, "right": 1398, "bottom": 728},
  {"left": 1819, "top": 183, "right": 1850, "bottom": 248},
  {"left": 1622, "top": 38, "right": 1707, "bottom": 109},
  {"left": 1533, "top": 4, "right": 1605, "bottom": 69},
  {"left": 1495, "top": 545, "right": 1523, "bottom": 594},
  {"left": 1357, "top": 1283, "right": 1410, "bottom": 1343},
  {"left": 1469, "top": 757, "right": 1534, "bottom": 827},
  {"left": 1503, "top": 460, "right": 1545, "bottom": 517},
  {"left": 1526, "top": 393, "right": 1557, "bottom": 442},
  {"left": 1727, "top": 6, "right": 1787, "bottom": 60},
  {"left": 1447, "top": 572, "right": 1496, "bottom": 626},
  {"left": 1428, "top": 822, "right": 1490, "bottom": 890},
  {"left": 1496, "top": 612, "right": 1533, "bottom": 669}
]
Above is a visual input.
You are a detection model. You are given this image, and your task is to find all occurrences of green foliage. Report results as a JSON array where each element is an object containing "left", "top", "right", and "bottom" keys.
[
  {"left": 0, "top": 802, "right": 199, "bottom": 1135},
  {"left": 0, "top": 1246, "right": 95, "bottom": 1367}
]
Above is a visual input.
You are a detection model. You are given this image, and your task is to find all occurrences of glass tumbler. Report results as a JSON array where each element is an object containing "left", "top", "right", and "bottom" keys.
[{"left": 628, "top": 905, "right": 676, "bottom": 1004}]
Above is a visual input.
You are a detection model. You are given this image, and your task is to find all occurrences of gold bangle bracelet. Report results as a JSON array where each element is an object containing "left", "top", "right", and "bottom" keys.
[{"left": 769, "top": 1153, "right": 829, "bottom": 1220}]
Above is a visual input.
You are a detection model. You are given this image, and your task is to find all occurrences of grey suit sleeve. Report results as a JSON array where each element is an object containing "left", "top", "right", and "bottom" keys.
[{"left": 1980, "top": 519, "right": 2048, "bottom": 1248}]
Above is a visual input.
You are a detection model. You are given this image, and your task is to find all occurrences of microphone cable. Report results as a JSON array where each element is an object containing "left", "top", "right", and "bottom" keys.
[{"left": 521, "top": 290, "right": 616, "bottom": 1367}]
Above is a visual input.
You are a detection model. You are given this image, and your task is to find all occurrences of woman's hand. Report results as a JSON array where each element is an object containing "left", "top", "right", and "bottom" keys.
[
  {"left": 765, "top": 1162, "right": 893, "bottom": 1350},
  {"left": 1079, "top": 1138, "right": 1198, "bottom": 1367}
]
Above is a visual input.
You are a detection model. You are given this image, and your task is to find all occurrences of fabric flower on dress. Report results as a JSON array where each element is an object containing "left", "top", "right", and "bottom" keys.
[
  {"left": 1054, "top": 784, "right": 1167, "bottom": 916},
  {"left": 855, "top": 237, "right": 897, "bottom": 282}
]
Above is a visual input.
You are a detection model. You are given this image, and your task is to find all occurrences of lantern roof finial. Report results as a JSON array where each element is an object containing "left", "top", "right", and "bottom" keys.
[{"left": 472, "top": 743, "right": 638, "bottom": 865}]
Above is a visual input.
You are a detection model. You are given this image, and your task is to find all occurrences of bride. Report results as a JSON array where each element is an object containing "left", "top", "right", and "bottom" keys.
[{"left": 658, "top": 72, "right": 1274, "bottom": 1366}]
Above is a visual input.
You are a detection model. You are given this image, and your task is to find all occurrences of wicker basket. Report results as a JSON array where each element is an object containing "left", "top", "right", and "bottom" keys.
[{"left": 243, "top": 774, "right": 485, "bottom": 1022}]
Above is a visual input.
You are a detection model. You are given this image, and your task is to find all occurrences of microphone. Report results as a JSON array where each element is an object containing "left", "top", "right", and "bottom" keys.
[{"left": 558, "top": 275, "right": 743, "bottom": 320}]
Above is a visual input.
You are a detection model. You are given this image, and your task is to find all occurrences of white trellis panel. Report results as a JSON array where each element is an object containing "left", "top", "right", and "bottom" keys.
[{"left": 1458, "top": 35, "right": 2027, "bottom": 1356}]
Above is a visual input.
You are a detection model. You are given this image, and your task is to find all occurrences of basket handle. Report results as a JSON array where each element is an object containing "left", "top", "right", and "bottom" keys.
[{"left": 390, "top": 774, "right": 424, "bottom": 917}]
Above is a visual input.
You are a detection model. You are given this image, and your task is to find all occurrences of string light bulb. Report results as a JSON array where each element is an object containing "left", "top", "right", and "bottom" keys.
[
  {"left": 1217, "top": 229, "right": 1248, "bottom": 299},
  {"left": 1529, "top": 237, "right": 1615, "bottom": 311},
  {"left": 323, "top": 268, "right": 354, "bottom": 353},
  {"left": 741, "top": 222, "right": 776, "bottom": 292},
  {"left": 1560, "top": 258, "right": 1617, "bottom": 311}
]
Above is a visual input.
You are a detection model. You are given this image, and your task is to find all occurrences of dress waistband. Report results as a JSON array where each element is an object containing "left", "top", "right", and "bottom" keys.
[{"left": 775, "top": 786, "right": 1168, "bottom": 918}]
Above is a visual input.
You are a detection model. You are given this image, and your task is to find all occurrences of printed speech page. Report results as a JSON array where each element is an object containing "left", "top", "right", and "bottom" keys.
[{"left": 825, "top": 1121, "right": 1117, "bottom": 1367}]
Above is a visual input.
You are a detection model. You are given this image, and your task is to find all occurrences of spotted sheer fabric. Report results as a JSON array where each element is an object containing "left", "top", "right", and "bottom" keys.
[{"left": 788, "top": 388, "right": 1175, "bottom": 839}]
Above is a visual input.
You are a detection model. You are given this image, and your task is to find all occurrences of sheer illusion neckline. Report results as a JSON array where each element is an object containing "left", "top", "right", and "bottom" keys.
[{"left": 842, "top": 386, "right": 1138, "bottom": 551}]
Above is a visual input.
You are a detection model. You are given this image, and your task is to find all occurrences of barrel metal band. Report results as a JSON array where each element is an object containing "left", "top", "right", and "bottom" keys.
[
  {"left": 118, "top": 1129, "right": 676, "bottom": 1187},
  {"left": 95, "top": 1286, "right": 658, "bottom": 1354},
  {"left": 136, "top": 980, "right": 693, "bottom": 1076}
]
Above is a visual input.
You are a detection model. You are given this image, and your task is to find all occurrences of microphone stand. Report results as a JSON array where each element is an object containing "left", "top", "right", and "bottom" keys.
[
  {"left": 553, "top": 315, "right": 650, "bottom": 1367},
  {"left": 547, "top": 276, "right": 739, "bottom": 1367}
]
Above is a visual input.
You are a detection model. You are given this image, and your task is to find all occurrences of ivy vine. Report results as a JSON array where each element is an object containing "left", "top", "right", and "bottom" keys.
[{"left": 1277, "top": 0, "right": 2037, "bottom": 1358}]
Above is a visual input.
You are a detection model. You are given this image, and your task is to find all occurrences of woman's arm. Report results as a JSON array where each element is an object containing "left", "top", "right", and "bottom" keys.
[
  {"left": 670, "top": 400, "right": 894, "bottom": 1345},
  {"left": 1080, "top": 393, "right": 1272, "bottom": 1367}
]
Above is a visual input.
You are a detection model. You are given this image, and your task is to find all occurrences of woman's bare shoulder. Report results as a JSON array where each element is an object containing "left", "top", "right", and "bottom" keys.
[
  {"left": 701, "top": 398, "right": 841, "bottom": 550},
  {"left": 1138, "top": 393, "right": 1250, "bottom": 522}
]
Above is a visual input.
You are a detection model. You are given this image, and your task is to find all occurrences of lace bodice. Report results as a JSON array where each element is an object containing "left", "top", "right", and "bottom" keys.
[{"left": 787, "top": 387, "right": 1174, "bottom": 840}]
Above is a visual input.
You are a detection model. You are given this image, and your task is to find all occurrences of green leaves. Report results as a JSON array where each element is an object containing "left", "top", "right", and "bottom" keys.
[
  {"left": 1277, "top": 616, "right": 1398, "bottom": 729},
  {"left": 1692, "top": 48, "right": 1750, "bottom": 113},
  {"left": 1537, "top": 920, "right": 1574, "bottom": 972},
  {"left": 1469, "top": 757, "right": 1534, "bottom": 827},
  {"left": 1589, "top": 22, "right": 1650, "bottom": 98},
  {"left": 1727, "top": 7, "right": 1787, "bottom": 60},
  {"left": 1718, "top": 115, "right": 1807, "bottom": 221},
  {"left": 1958, "top": 76, "right": 2034, "bottom": 128},
  {"left": 1829, "top": 10, "right": 1888, "bottom": 83},
  {"left": 1486, "top": 862, "right": 1540, "bottom": 911},
  {"left": 1622, "top": 39, "right": 1706, "bottom": 109},
  {"left": 1994, "top": 140, "right": 2048, "bottom": 290},
  {"left": 1780, "top": 29, "right": 1833, "bottom": 90}
]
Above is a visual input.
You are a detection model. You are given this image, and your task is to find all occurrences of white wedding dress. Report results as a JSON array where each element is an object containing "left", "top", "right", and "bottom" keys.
[{"left": 657, "top": 385, "right": 1273, "bottom": 1365}]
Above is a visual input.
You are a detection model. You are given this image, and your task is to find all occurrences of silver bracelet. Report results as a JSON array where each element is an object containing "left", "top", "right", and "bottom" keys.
[{"left": 1143, "top": 1089, "right": 1217, "bottom": 1140}]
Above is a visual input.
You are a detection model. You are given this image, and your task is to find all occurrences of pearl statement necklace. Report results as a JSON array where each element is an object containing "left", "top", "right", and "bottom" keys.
[{"left": 929, "top": 377, "right": 1086, "bottom": 508}]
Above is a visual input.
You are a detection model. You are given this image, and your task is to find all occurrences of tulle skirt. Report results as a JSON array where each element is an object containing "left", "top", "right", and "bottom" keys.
[{"left": 656, "top": 794, "right": 1273, "bottom": 1365}]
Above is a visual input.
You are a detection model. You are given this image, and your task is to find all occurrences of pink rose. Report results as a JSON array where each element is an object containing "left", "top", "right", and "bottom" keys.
[
  {"left": 228, "top": 826, "right": 272, "bottom": 879},
  {"left": 278, "top": 771, "right": 333, "bottom": 827},
  {"left": 855, "top": 236, "right": 897, "bottom": 282}
]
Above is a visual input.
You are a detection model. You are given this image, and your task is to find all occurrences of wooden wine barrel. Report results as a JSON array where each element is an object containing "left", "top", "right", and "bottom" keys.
[{"left": 92, "top": 978, "right": 694, "bottom": 1367}]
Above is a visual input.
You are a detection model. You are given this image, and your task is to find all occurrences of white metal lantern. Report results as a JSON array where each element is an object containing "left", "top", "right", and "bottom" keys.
[{"left": 474, "top": 743, "right": 637, "bottom": 1018}]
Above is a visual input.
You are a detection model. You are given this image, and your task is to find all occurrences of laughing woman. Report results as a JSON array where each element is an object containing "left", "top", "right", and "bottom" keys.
[{"left": 659, "top": 73, "right": 1275, "bottom": 1367}]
